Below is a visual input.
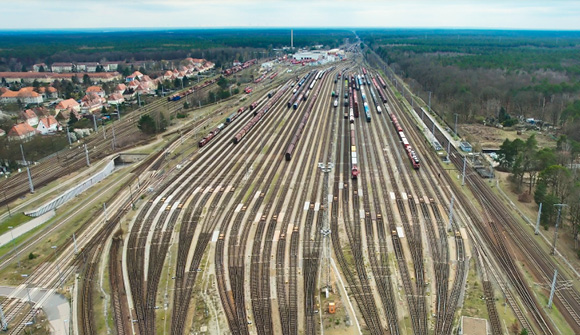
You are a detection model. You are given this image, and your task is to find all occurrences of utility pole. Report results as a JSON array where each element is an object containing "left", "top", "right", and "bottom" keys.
[
  {"left": 129, "top": 184, "right": 135, "bottom": 210},
  {"left": 111, "top": 121, "right": 117, "bottom": 150},
  {"left": 66, "top": 127, "right": 72, "bottom": 145},
  {"left": 3, "top": 191, "right": 11, "bottom": 217},
  {"left": 461, "top": 155, "right": 467, "bottom": 186},
  {"left": 117, "top": 104, "right": 121, "bottom": 121},
  {"left": 20, "top": 144, "right": 34, "bottom": 193},
  {"left": 551, "top": 204, "right": 567, "bottom": 255},
  {"left": 447, "top": 196, "right": 454, "bottom": 231},
  {"left": 547, "top": 269, "right": 557, "bottom": 308},
  {"left": 454, "top": 113, "right": 459, "bottom": 137},
  {"left": 428, "top": 91, "right": 432, "bottom": 113},
  {"left": 92, "top": 114, "right": 97, "bottom": 132},
  {"left": 535, "top": 203, "right": 542, "bottom": 235},
  {"left": 84, "top": 144, "right": 90, "bottom": 167}
]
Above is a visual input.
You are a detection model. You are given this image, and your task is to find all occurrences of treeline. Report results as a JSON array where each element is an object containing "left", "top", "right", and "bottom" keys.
[
  {"left": 497, "top": 135, "right": 580, "bottom": 242},
  {"left": 359, "top": 29, "right": 580, "bottom": 141},
  {"left": 0, "top": 29, "right": 353, "bottom": 71}
]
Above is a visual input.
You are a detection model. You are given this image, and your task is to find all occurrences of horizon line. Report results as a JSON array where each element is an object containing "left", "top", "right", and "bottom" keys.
[{"left": 0, "top": 27, "right": 580, "bottom": 33}]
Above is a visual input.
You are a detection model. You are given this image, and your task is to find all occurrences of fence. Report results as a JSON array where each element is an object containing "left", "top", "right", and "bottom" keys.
[{"left": 25, "top": 160, "right": 115, "bottom": 217}]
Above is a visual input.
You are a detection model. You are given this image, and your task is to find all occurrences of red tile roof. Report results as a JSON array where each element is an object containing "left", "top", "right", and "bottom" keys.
[
  {"left": 21, "top": 109, "right": 37, "bottom": 120},
  {"left": 86, "top": 86, "right": 104, "bottom": 93},
  {"left": 56, "top": 98, "right": 79, "bottom": 110},
  {"left": 38, "top": 115, "right": 59, "bottom": 128},
  {"left": 8, "top": 123, "right": 36, "bottom": 137}
]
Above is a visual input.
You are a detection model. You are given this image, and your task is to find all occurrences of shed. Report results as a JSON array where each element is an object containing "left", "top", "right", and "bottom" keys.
[{"left": 460, "top": 141, "right": 472, "bottom": 153}]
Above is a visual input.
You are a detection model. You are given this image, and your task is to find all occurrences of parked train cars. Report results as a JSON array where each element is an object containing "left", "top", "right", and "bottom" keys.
[
  {"left": 350, "top": 123, "right": 360, "bottom": 178},
  {"left": 363, "top": 102, "right": 371, "bottom": 122},
  {"left": 389, "top": 112, "right": 420, "bottom": 169},
  {"left": 198, "top": 123, "right": 225, "bottom": 147},
  {"left": 233, "top": 83, "right": 290, "bottom": 144},
  {"left": 200, "top": 103, "right": 253, "bottom": 147},
  {"left": 167, "top": 77, "right": 218, "bottom": 102}
]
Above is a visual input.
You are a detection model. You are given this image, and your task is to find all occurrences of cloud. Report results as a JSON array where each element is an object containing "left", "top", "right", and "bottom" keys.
[{"left": 0, "top": 0, "right": 579, "bottom": 29}]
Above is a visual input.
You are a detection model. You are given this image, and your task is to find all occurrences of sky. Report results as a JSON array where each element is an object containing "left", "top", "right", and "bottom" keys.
[{"left": 1, "top": 0, "right": 579, "bottom": 30}]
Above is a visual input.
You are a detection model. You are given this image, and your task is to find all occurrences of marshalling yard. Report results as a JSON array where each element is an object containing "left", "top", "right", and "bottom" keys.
[{"left": 1, "top": 45, "right": 580, "bottom": 335}]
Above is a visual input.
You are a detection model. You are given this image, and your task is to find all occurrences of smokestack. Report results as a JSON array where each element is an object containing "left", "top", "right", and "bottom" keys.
[{"left": 291, "top": 29, "right": 293, "bottom": 49}]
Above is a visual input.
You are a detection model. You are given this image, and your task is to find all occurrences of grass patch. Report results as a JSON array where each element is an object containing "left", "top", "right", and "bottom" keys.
[
  {"left": 0, "top": 213, "right": 32, "bottom": 235},
  {"left": 462, "top": 258, "right": 488, "bottom": 319}
]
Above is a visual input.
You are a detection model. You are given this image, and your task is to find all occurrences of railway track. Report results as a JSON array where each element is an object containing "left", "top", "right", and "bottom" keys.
[
  {"left": 377, "top": 68, "right": 471, "bottom": 335},
  {"left": 329, "top": 73, "right": 384, "bottom": 334},
  {"left": 109, "top": 236, "right": 130, "bottom": 335},
  {"left": 0, "top": 74, "right": 223, "bottom": 208},
  {"left": 389, "top": 71, "right": 567, "bottom": 334}
]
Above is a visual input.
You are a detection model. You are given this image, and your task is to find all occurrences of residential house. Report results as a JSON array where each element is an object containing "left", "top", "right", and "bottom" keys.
[
  {"left": 36, "top": 115, "right": 60, "bottom": 135},
  {"left": 185, "top": 58, "right": 204, "bottom": 67},
  {"left": 127, "top": 80, "right": 140, "bottom": 91},
  {"left": 163, "top": 71, "right": 175, "bottom": 81},
  {"left": 33, "top": 63, "right": 48, "bottom": 72},
  {"left": 0, "top": 71, "right": 121, "bottom": 84},
  {"left": 125, "top": 71, "right": 144, "bottom": 83},
  {"left": 139, "top": 75, "right": 157, "bottom": 91},
  {"left": 86, "top": 86, "right": 105, "bottom": 98},
  {"left": 37, "top": 87, "right": 58, "bottom": 99},
  {"left": 136, "top": 83, "right": 152, "bottom": 95},
  {"left": 31, "top": 106, "right": 50, "bottom": 117},
  {"left": 107, "top": 93, "right": 125, "bottom": 105},
  {"left": 51, "top": 62, "right": 74, "bottom": 73},
  {"left": 55, "top": 99, "right": 81, "bottom": 113},
  {"left": 55, "top": 107, "right": 81, "bottom": 124},
  {"left": 21, "top": 109, "right": 39, "bottom": 127},
  {"left": 122, "top": 88, "right": 137, "bottom": 100},
  {"left": 80, "top": 93, "right": 105, "bottom": 114},
  {"left": 7, "top": 123, "right": 36, "bottom": 141},
  {"left": 0, "top": 88, "right": 43, "bottom": 104},
  {"left": 77, "top": 62, "right": 99, "bottom": 73},
  {"left": 113, "top": 83, "right": 127, "bottom": 95},
  {"left": 102, "top": 62, "right": 119, "bottom": 72}
]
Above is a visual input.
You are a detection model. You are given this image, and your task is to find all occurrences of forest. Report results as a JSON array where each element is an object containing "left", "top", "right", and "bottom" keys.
[
  {"left": 358, "top": 29, "right": 580, "bottom": 141},
  {"left": 0, "top": 28, "right": 354, "bottom": 71}
]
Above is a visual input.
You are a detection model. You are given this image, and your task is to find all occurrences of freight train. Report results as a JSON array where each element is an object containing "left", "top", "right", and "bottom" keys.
[
  {"left": 167, "top": 77, "right": 219, "bottom": 102},
  {"left": 233, "top": 83, "right": 290, "bottom": 144},
  {"left": 199, "top": 104, "right": 252, "bottom": 147},
  {"left": 352, "top": 91, "right": 359, "bottom": 118},
  {"left": 223, "top": 59, "right": 258, "bottom": 76},
  {"left": 389, "top": 112, "right": 420, "bottom": 169},
  {"left": 377, "top": 74, "right": 387, "bottom": 89},
  {"left": 285, "top": 69, "right": 328, "bottom": 160},
  {"left": 371, "top": 77, "right": 388, "bottom": 103},
  {"left": 350, "top": 123, "right": 360, "bottom": 178}
]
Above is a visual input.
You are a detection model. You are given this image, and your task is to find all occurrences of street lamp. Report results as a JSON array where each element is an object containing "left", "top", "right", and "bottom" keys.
[
  {"left": 3, "top": 190, "right": 10, "bottom": 217},
  {"left": 51, "top": 246, "right": 63, "bottom": 288},
  {"left": 21, "top": 274, "right": 33, "bottom": 305}
]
